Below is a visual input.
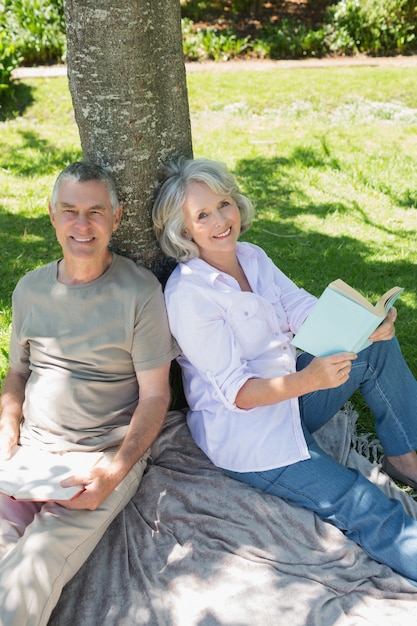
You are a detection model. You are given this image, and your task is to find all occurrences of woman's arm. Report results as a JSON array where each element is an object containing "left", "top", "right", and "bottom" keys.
[{"left": 236, "top": 352, "right": 357, "bottom": 409}]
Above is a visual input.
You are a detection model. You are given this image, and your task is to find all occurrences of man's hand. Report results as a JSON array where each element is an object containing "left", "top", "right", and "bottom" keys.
[
  {"left": 58, "top": 362, "right": 171, "bottom": 511},
  {"left": 59, "top": 465, "right": 120, "bottom": 510},
  {"left": 0, "top": 424, "right": 19, "bottom": 460},
  {"left": 0, "top": 368, "right": 28, "bottom": 460},
  {"left": 369, "top": 307, "right": 397, "bottom": 342}
]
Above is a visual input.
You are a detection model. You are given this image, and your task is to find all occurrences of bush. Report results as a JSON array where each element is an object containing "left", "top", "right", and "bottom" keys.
[
  {"left": 4, "top": 0, "right": 66, "bottom": 66},
  {"left": 325, "top": 0, "right": 417, "bottom": 55},
  {"left": 182, "top": 18, "right": 253, "bottom": 61},
  {"left": 256, "top": 19, "right": 327, "bottom": 59},
  {"left": 0, "top": 13, "right": 22, "bottom": 102},
  {"left": 0, "top": 0, "right": 65, "bottom": 103}
]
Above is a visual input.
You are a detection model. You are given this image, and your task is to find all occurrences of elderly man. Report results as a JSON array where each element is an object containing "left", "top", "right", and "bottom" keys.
[{"left": 0, "top": 162, "right": 178, "bottom": 625}]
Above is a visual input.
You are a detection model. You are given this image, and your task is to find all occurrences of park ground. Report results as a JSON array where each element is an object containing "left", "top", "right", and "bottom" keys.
[{"left": 11, "top": 54, "right": 417, "bottom": 80}]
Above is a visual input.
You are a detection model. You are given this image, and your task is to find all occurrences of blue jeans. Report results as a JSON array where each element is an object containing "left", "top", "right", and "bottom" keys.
[{"left": 224, "top": 338, "right": 417, "bottom": 583}]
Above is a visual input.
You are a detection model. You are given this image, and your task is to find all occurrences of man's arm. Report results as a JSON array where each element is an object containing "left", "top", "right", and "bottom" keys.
[
  {"left": 62, "top": 361, "right": 171, "bottom": 510},
  {"left": 0, "top": 368, "right": 29, "bottom": 459}
]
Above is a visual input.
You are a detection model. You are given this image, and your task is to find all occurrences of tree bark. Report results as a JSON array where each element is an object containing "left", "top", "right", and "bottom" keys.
[{"left": 63, "top": 0, "right": 193, "bottom": 279}]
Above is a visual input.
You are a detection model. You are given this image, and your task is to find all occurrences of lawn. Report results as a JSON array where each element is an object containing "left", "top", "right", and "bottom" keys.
[{"left": 1, "top": 63, "right": 416, "bottom": 432}]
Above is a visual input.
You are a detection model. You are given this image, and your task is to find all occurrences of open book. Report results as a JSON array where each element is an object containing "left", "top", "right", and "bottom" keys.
[
  {"left": 0, "top": 446, "right": 102, "bottom": 501},
  {"left": 291, "top": 279, "right": 404, "bottom": 357}
]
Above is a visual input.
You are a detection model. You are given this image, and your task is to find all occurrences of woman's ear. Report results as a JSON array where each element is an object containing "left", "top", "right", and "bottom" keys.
[{"left": 182, "top": 229, "right": 192, "bottom": 240}]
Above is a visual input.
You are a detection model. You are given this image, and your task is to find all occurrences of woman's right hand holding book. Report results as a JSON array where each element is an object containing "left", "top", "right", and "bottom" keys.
[{"left": 305, "top": 352, "right": 358, "bottom": 391}]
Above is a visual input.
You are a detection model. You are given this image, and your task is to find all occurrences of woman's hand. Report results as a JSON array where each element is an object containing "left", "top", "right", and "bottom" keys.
[
  {"left": 369, "top": 307, "right": 396, "bottom": 342},
  {"left": 304, "top": 352, "right": 357, "bottom": 391}
]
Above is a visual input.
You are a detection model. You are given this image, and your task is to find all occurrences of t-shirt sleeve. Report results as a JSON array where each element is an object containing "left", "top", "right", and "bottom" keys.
[
  {"left": 132, "top": 279, "right": 179, "bottom": 371},
  {"left": 8, "top": 282, "right": 31, "bottom": 374}
]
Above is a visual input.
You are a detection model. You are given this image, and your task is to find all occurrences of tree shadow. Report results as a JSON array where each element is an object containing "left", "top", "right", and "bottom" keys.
[
  {"left": 0, "top": 129, "right": 82, "bottom": 176},
  {"left": 235, "top": 153, "right": 416, "bottom": 272},
  {"left": 0, "top": 207, "right": 60, "bottom": 306},
  {"left": 234, "top": 152, "right": 417, "bottom": 361},
  {"left": 0, "top": 82, "right": 35, "bottom": 122}
]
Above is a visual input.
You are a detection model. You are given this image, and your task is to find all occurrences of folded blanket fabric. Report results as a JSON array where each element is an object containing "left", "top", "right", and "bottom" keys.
[{"left": 50, "top": 407, "right": 417, "bottom": 626}]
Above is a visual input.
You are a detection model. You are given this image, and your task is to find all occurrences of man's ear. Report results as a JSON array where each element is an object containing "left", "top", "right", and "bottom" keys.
[
  {"left": 113, "top": 205, "right": 123, "bottom": 231},
  {"left": 48, "top": 202, "right": 56, "bottom": 227}
]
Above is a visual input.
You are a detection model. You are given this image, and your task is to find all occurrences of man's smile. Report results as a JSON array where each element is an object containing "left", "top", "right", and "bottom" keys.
[{"left": 71, "top": 236, "right": 94, "bottom": 242}]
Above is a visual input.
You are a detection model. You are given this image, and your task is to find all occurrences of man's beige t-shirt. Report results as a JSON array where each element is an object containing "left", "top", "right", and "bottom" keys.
[{"left": 9, "top": 253, "right": 178, "bottom": 452}]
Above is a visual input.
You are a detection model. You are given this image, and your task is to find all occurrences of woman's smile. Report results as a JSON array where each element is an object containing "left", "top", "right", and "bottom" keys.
[
  {"left": 182, "top": 181, "right": 241, "bottom": 266},
  {"left": 213, "top": 227, "right": 231, "bottom": 239}
]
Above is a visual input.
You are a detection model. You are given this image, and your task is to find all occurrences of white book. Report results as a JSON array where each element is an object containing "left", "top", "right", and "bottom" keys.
[{"left": 0, "top": 446, "right": 102, "bottom": 501}]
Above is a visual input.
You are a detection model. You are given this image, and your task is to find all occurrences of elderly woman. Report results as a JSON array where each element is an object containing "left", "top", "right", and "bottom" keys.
[{"left": 153, "top": 156, "right": 417, "bottom": 584}]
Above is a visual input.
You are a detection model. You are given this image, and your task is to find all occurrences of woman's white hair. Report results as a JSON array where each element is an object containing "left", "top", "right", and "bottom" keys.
[{"left": 152, "top": 157, "right": 254, "bottom": 262}]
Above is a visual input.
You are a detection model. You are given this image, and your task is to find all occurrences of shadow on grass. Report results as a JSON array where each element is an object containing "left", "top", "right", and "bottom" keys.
[
  {"left": 0, "top": 207, "right": 61, "bottom": 305},
  {"left": 0, "top": 128, "right": 82, "bottom": 176},
  {"left": 234, "top": 152, "right": 417, "bottom": 303},
  {"left": 394, "top": 189, "right": 417, "bottom": 210},
  {"left": 234, "top": 153, "right": 417, "bottom": 431},
  {"left": 0, "top": 82, "right": 35, "bottom": 121},
  {"left": 236, "top": 153, "right": 414, "bottom": 239}
]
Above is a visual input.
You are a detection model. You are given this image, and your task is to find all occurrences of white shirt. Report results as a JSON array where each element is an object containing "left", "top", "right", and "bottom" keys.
[{"left": 164, "top": 242, "right": 318, "bottom": 472}]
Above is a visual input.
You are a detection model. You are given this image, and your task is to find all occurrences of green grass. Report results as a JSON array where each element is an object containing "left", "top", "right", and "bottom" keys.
[{"left": 1, "top": 64, "right": 417, "bottom": 434}]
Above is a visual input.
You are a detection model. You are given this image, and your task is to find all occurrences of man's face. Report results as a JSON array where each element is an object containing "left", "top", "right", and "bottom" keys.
[{"left": 49, "top": 179, "right": 122, "bottom": 265}]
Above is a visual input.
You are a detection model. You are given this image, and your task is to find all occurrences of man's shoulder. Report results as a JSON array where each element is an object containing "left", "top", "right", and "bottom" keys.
[
  {"left": 113, "top": 254, "right": 161, "bottom": 291},
  {"left": 14, "top": 261, "right": 56, "bottom": 291}
]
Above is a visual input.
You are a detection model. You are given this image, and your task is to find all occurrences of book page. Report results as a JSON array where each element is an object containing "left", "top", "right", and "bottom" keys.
[
  {"left": 329, "top": 280, "right": 403, "bottom": 316},
  {"left": 0, "top": 447, "right": 102, "bottom": 501}
]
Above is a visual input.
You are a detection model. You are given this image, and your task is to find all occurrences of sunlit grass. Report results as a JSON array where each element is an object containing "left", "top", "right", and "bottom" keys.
[{"left": 1, "top": 65, "right": 416, "bottom": 435}]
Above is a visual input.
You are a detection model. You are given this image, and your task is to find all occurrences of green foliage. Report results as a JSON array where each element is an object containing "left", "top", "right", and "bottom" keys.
[
  {"left": 0, "top": 0, "right": 65, "bottom": 103},
  {"left": 3, "top": 0, "right": 66, "bottom": 65},
  {"left": 182, "top": 17, "right": 252, "bottom": 60},
  {"left": 325, "top": 0, "right": 417, "bottom": 55},
  {"left": 180, "top": 0, "right": 223, "bottom": 22},
  {"left": 255, "top": 19, "right": 327, "bottom": 59},
  {"left": 182, "top": 0, "right": 417, "bottom": 61},
  {"left": 0, "top": 29, "right": 23, "bottom": 99}
]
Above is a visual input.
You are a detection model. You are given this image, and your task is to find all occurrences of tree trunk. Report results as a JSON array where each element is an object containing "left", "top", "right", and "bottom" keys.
[{"left": 63, "top": 0, "right": 193, "bottom": 280}]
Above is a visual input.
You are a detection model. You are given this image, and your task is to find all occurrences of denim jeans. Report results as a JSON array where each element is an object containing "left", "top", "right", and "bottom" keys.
[{"left": 224, "top": 338, "right": 417, "bottom": 583}]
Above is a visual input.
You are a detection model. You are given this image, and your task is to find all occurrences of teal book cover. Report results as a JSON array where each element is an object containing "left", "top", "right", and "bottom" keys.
[{"left": 291, "top": 280, "right": 403, "bottom": 357}]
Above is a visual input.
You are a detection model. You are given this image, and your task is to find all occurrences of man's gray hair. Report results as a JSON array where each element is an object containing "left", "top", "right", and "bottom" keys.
[{"left": 50, "top": 161, "right": 120, "bottom": 213}]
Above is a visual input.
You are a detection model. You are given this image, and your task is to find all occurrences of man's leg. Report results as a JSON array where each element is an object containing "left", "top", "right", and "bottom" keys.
[
  {"left": 0, "top": 452, "right": 148, "bottom": 626},
  {"left": 0, "top": 498, "right": 41, "bottom": 559}
]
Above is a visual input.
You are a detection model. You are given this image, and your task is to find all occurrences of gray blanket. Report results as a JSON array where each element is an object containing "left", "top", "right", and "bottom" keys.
[{"left": 50, "top": 408, "right": 417, "bottom": 625}]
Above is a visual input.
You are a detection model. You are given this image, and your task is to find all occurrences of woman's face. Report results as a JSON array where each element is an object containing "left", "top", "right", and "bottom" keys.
[{"left": 182, "top": 181, "right": 241, "bottom": 265}]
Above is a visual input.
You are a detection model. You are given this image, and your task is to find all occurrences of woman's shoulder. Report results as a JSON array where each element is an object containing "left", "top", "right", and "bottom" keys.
[
  {"left": 164, "top": 259, "right": 214, "bottom": 305},
  {"left": 166, "top": 258, "right": 205, "bottom": 284},
  {"left": 237, "top": 241, "right": 277, "bottom": 270},
  {"left": 238, "top": 241, "right": 270, "bottom": 259}
]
